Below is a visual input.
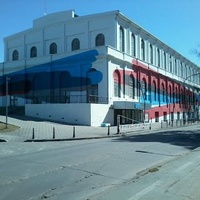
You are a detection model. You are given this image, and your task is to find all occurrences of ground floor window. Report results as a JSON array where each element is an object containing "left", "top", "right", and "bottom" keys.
[
  {"left": 177, "top": 112, "right": 180, "bottom": 120},
  {"left": 155, "top": 112, "right": 159, "bottom": 122},
  {"left": 171, "top": 112, "right": 174, "bottom": 121},
  {"left": 163, "top": 112, "right": 167, "bottom": 121}
]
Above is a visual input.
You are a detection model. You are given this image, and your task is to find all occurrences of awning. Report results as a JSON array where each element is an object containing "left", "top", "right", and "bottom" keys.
[{"left": 113, "top": 101, "right": 151, "bottom": 110}]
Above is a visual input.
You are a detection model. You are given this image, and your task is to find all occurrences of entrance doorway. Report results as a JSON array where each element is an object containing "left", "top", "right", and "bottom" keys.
[{"left": 114, "top": 109, "right": 142, "bottom": 125}]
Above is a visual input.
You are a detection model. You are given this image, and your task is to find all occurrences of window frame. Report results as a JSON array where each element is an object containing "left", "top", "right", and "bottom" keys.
[
  {"left": 49, "top": 42, "right": 57, "bottom": 54},
  {"left": 71, "top": 38, "right": 80, "bottom": 51},
  {"left": 95, "top": 33, "right": 105, "bottom": 46}
]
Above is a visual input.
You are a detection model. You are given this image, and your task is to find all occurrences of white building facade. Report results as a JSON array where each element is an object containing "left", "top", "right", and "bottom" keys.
[{"left": 0, "top": 10, "right": 200, "bottom": 126}]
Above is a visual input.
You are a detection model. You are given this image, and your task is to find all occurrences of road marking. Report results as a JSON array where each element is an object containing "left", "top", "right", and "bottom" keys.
[
  {"left": 175, "top": 161, "right": 193, "bottom": 172},
  {"left": 128, "top": 181, "right": 162, "bottom": 200}
]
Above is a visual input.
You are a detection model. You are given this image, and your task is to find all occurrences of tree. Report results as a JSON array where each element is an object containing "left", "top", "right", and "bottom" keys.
[{"left": 192, "top": 45, "right": 200, "bottom": 58}]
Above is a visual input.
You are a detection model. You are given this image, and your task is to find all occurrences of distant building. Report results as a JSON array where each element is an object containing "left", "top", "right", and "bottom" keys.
[{"left": 0, "top": 10, "right": 199, "bottom": 126}]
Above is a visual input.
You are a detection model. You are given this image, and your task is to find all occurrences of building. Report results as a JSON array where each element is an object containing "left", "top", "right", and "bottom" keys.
[{"left": 0, "top": 10, "right": 200, "bottom": 126}]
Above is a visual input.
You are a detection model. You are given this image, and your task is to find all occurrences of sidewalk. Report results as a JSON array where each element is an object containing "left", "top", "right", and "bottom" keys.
[
  {"left": 0, "top": 115, "right": 117, "bottom": 142},
  {"left": 0, "top": 115, "right": 193, "bottom": 142}
]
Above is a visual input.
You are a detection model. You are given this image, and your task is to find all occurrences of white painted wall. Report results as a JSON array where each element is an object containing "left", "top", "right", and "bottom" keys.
[
  {"left": 25, "top": 103, "right": 112, "bottom": 126},
  {"left": 90, "top": 104, "right": 114, "bottom": 126}
]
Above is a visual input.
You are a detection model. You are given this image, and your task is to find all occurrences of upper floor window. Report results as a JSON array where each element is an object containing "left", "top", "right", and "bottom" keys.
[
  {"left": 71, "top": 38, "right": 80, "bottom": 51},
  {"left": 164, "top": 52, "right": 167, "bottom": 70},
  {"left": 129, "top": 75, "right": 135, "bottom": 99},
  {"left": 149, "top": 44, "right": 153, "bottom": 64},
  {"left": 30, "top": 46, "right": 37, "bottom": 58},
  {"left": 141, "top": 78, "right": 147, "bottom": 100},
  {"left": 157, "top": 48, "right": 160, "bottom": 67},
  {"left": 180, "top": 63, "right": 183, "bottom": 77},
  {"left": 49, "top": 42, "right": 57, "bottom": 54},
  {"left": 161, "top": 83, "right": 166, "bottom": 102},
  {"left": 12, "top": 50, "right": 19, "bottom": 61},
  {"left": 141, "top": 39, "right": 145, "bottom": 61},
  {"left": 188, "top": 68, "right": 192, "bottom": 81},
  {"left": 191, "top": 69, "right": 193, "bottom": 82},
  {"left": 174, "top": 59, "right": 177, "bottom": 74},
  {"left": 95, "top": 33, "right": 105, "bottom": 46},
  {"left": 169, "top": 55, "right": 172, "bottom": 72},
  {"left": 152, "top": 81, "right": 157, "bottom": 101},
  {"left": 169, "top": 85, "right": 172, "bottom": 103},
  {"left": 119, "top": 26, "right": 125, "bottom": 52},
  {"left": 185, "top": 65, "right": 187, "bottom": 78},
  {"left": 131, "top": 33, "right": 136, "bottom": 57},
  {"left": 199, "top": 75, "right": 200, "bottom": 85}
]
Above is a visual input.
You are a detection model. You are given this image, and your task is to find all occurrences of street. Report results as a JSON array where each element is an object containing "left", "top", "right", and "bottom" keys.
[
  {"left": 0, "top": 125, "right": 200, "bottom": 200},
  {"left": 93, "top": 147, "right": 200, "bottom": 200}
]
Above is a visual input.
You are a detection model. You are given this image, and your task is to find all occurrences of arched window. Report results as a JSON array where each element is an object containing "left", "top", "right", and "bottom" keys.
[
  {"left": 150, "top": 44, "right": 153, "bottom": 64},
  {"left": 30, "top": 46, "right": 37, "bottom": 58},
  {"left": 161, "top": 83, "right": 165, "bottom": 102},
  {"left": 12, "top": 50, "right": 19, "bottom": 61},
  {"left": 119, "top": 26, "right": 125, "bottom": 52},
  {"left": 152, "top": 81, "right": 157, "bottom": 101},
  {"left": 180, "top": 88, "right": 183, "bottom": 105},
  {"left": 131, "top": 33, "right": 136, "bottom": 57},
  {"left": 141, "top": 79, "right": 147, "bottom": 100},
  {"left": 129, "top": 75, "right": 135, "bottom": 99},
  {"left": 49, "top": 42, "right": 57, "bottom": 54},
  {"left": 113, "top": 70, "right": 121, "bottom": 97},
  {"left": 175, "top": 87, "right": 178, "bottom": 103},
  {"left": 169, "top": 85, "right": 172, "bottom": 103},
  {"left": 157, "top": 48, "right": 160, "bottom": 67},
  {"left": 95, "top": 34, "right": 105, "bottom": 46},
  {"left": 141, "top": 39, "right": 145, "bottom": 60},
  {"left": 71, "top": 38, "right": 80, "bottom": 51}
]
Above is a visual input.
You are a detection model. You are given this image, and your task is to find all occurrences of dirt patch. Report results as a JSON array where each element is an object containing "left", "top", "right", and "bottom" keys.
[{"left": 0, "top": 122, "right": 20, "bottom": 133}]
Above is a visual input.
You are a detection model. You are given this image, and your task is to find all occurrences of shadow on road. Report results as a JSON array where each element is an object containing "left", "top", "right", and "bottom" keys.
[{"left": 112, "top": 129, "right": 200, "bottom": 150}]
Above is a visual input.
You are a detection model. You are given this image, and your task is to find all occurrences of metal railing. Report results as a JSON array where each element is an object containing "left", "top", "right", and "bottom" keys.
[
  {"left": 161, "top": 119, "right": 200, "bottom": 128},
  {"left": 26, "top": 95, "right": 109, "bottom": 104}
]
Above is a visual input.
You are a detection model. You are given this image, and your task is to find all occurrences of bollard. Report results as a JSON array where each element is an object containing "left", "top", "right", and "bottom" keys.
[
  {"left": 73, "top": 127, "right": 75, "bottom": 138},
  {"left": 149, "top": 124, "right": 151, "bottom": 130},
  {"left": 32, "top": 128, "right": 35, "bottom": 140},
  {"left": 107, "top": 125, "right": 110, "bottom": 136},
  {"left": 117, "top": 125, "right": 120, "bottom": 134},
  {"left": 53, "top": 127, "right": 55, "bottom": 139}
]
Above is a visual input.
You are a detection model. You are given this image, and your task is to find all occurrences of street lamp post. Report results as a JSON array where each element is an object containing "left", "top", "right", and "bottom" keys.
[
  {"left": 138, "top": 81, "right": 146, "bottom": 123},
  {"left": 5, "top": 77, "right": 10, "bottom": 128},
  {"left": 166, "top": 93, "right": 170, "bottom": 125}
]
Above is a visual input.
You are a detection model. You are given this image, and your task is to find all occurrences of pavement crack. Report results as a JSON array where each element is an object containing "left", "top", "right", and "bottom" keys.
[
  {"left": 0, "top": 166, "right": 64, "bottom": 187},
  {"left": 69, "top": 166, "right": 127, "bottom": 181}
]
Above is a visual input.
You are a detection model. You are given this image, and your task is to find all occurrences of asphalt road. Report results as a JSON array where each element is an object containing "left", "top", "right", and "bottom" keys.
[
  {"left": 0, "top": 125, "right": 200, "bottom": 200},
  {"left": 93, "top": 148, "right": 200, "bottom": 200}
]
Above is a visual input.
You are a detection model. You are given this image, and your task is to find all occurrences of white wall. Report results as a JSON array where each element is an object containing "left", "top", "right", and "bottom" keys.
[
  {"left": 91, "top": 104, "right": 114, "bottom": 126},
  {"left": 25, "top": 103, "right": 112, "bottom": 126}
]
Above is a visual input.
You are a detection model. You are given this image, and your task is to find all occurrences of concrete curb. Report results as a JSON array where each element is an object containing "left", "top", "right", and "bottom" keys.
[
  {"left": 23, "top": 124, "right": 197, "bottom": 143},
  {"left": 24, "top": 134, "right": 121, "bottom": 142}
]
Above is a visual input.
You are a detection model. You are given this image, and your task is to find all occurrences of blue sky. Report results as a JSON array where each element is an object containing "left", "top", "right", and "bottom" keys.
[{"left": 0, "top": 0, "right": 200, "bottom": 65}]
